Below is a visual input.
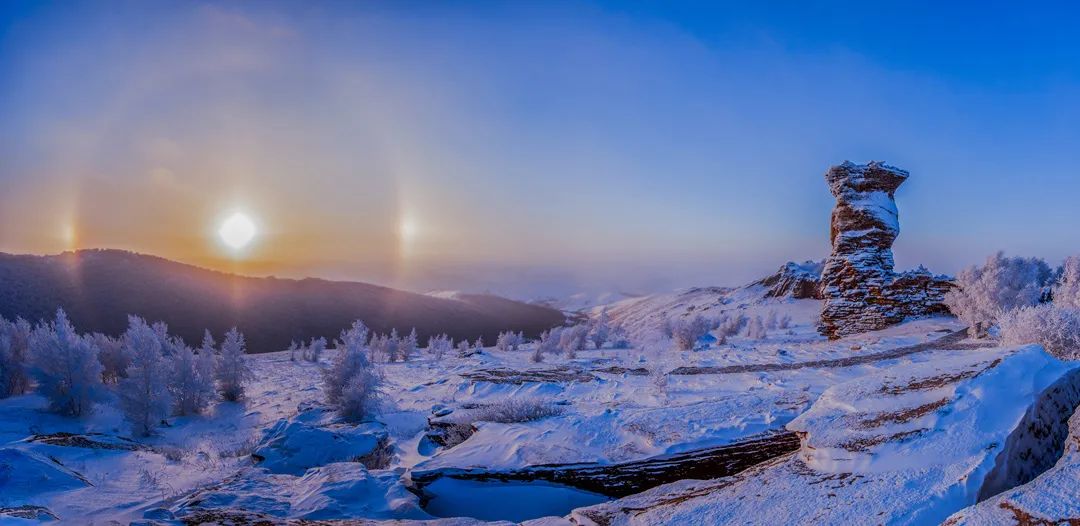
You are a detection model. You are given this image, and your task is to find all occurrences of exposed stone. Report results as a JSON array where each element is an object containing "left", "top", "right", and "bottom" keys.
[
  {"left": 818, "top": 161, "right": 952, "bottom": 338},
  {"left": 753, "top": 261, "right": 824, "bottom": 300}
]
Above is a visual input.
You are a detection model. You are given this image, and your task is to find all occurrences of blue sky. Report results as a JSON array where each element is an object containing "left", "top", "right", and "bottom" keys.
[{"left": 2, "top": 1, "right": 1079, "bottom": 297}]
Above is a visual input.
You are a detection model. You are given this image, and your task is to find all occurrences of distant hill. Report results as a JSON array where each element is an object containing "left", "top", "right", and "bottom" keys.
[{"left": 0, "top": 250, "right": 566, "bottom": 353}]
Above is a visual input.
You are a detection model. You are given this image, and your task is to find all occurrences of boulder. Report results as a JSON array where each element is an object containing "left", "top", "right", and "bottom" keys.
[
  {"left": 818, "top": 161, "right": 952, "bottom": 338},
  {"left": 753, "top": 261, "right": 824, "bottom": 300}
]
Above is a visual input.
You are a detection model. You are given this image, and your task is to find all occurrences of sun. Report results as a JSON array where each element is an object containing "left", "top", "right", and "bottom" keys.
[{"left": 218, "top": 212, "right": 257, "bottom": 250}]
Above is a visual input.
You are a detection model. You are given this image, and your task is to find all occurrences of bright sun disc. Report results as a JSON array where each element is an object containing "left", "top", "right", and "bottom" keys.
[{"left": 219, "top": 212, "right": 256, "bottom": 249}]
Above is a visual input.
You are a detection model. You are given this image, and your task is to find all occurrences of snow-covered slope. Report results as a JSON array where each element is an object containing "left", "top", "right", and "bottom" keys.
[{"left": 571, "top": 345, "right": 1080, "bottom": 526}]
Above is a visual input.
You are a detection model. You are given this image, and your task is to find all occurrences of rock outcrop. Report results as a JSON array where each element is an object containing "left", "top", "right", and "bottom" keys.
[
  {"left": 818, "top": 161, "right": 951, "bottom": 338},
  {"left": 572, "top": 345, "right": 1080, "bottom": 526},
  {"left": 753, "top": 261, "right": 824, "bottom": 299}
]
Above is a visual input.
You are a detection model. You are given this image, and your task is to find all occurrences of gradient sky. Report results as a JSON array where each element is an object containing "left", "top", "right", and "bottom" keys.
[{"left": 3, "top": 2, "right": 1080, "bottom": 299}]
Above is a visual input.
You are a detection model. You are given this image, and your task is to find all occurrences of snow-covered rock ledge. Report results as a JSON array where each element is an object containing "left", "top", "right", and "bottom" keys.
[
  {"left": 945, "top": 382, "right": 1080, "bottom": 525},
  {"left": 570, "top": 345, "right": 1080, "bottom": 526}
]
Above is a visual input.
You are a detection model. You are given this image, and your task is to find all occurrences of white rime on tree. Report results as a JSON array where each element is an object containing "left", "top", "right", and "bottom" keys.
[
  {"left": 559, "top": 325, "right": 588, "bottom": 358},
  {"left": 944, "top": 252, "right": 1052, "bottom": 337},
  {"left": 0, "top": 316, "right": 31, "bottom": 397},
  {"left": 28, "top": 309, "right": 103, "bottom": 416},
  {"left": 495, "top": 331, "right": 515, "bottom": 352},
  {"left": 93, "top": 332, "right": 129, "bottom": 384},
  {"left": 117, "top": 316, "right": 171, "bottom": 435},
  {"left": 746, "top": 315, "right": 768, "bottom": 340},
  {"left": 717, "top": 314, "right": 748, "bottom": 338},
  {"left": 1053, "top": 255, "right": 1080, "bottom": 309},
  {"left": 287, "top": 340, "right": 299, "bottom": 362},
  {"left": 323, "top": 320, "right": 380, "bottom": 421},
  {"left": 216, "top": 327, "right": 252, "bottom": 402},
  {"left": 305, "top": 336, "right": 326, "bottom": 362},
  {"left": 589, "top": 309, "right": 611, "bottom": 350},
  {"left": 765, "top": 311, "right": 778, "bottom": 330},
  {"left": 169, "top": 331, "right": 216, "bottom": 417},
  {"left": 473, "top": 336, "right": 484, "bottom": 352},
  {"left": 401, "top": 328, "right": 418, "bottom": 362},
  {"left": 999, "top": 304, "right": 1080, "bottom": 360},
  {"left": 669, "top": 315, "right": 713, "bottom": 351},
  {"left": 386, "top": 329, "right": 401, "bottom": 362},
  {"left": 427, "top": 334, "right": 451, "bottom": 361},
  {"left": 195, "top": 331, "right": 217, "bottom": 407}
]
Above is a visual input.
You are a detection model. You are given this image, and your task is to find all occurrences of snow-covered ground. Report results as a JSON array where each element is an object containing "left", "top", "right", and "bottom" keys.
[{"left": 2, "top": 283, "right": 1074, "bottom": 525}]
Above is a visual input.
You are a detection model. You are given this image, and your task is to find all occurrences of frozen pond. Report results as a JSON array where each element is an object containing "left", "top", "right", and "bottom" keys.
[{"left": 422, "top": 477, "right": 611, "bottom": 522}]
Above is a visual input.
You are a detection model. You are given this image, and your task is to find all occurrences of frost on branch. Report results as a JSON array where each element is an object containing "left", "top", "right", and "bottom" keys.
[{"left": 944, "top": 251, "right": 1052, "bottom": 337}]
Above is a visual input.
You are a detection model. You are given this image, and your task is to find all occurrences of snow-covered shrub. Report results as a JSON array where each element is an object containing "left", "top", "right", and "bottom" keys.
[
  {"left": 427, "top": 334, "right": 451, "bottom": 361},
  {"left": 999, "top": 304, "right": 1080, "bottom": 359},
  {"left": 778, "top": 314, "right": 793, "bottom": 330},
  {"left": 1053, "top": 255, "right": 1080, "bottom": 308},
  {"left": 472, "top": 336, "right": 485, "bottom": 352},
  {"left": 216, "top": 327, "right": 252, "bottom": 402},
  {"left": 558, "top": 325, "right": 588, "bottom": 358},
  {"left": 28, "top": 309, "right": 103, "bottom": 416},
  {"left": 608, "top": 325, "right": 631, "bottom": 349},
  {"left": 461, "top": 398, "right": 564, "bottom": 424},
  {"left": 746, "top": 316, "right": 767, "bottom": 340},
  {"left": 456, "top": 339, "right": 471, "bottom": 356},
  {"left": 305, "top": 336, "right": 326, "bottom": 362},
  {"left": 323, "top": 320, "right": 380, "bottom": 421},
  {"left": 0, "top": 316, "right": 31, "bottom": 397},
  {"left": 589, "top": 310, "right": 611, "bottom": 350},
  {"left": 765, "top": 311, "right": 778, "bottom": 330},
  {"left": 717, "top": 314, "right": 748, "bottom": 338},
  {"left": 92, "top": 332, "right": 129, "bottom": 384},
  {"left": 495, "top": 331, "right": 515, "bottom": 352},
  {"left": 118, "top": 316, "right": 172, "bottom": 435},
  {"left": 287, "top": 340, "right": 299, "bottom": 362},
  {"left": 945, "top": 252, "right": 1053, "bottom": 337},
  {"left": 669, "top": 315, "right": 713, "bottom": 351}
]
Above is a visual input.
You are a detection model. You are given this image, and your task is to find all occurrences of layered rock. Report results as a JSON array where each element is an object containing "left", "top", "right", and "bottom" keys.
[
  {"left": 753, "top": 260, "right": 824, "bottom": 299},
  {"left": 818, "top": 161, "right": 951, "bottom": 338},
  {"left": 571, "top": 345, "right": 1080, "bottom": 526}
]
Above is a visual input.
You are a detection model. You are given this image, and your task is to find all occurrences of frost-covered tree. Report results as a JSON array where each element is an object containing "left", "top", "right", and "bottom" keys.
[
  {"left": 305, "top": 336, "right": 326, "bottom": 363},
  {"left": 456, "top": 339, "right": 471, "bottom": 356},
  {"left": 495, "top": 331, "right": 515, "bottom": 352},
  {"left": 216, "top": 327, "right": 252, "bottom": 402},
  {"left": 287, "top": 340, "right": 299, "bottom": 362},
  {"left": 195, "top": 331, "right": 217, "bottom": 408},
  {"left": 473, "top": 336, "right": 485, "bottom": 352},
  {"left": 669, "top": 315, "right": 713, "bottom": 351},
  {"left": 426, "top": 334, "right": 451, "bottom": 361},
  {"left": 401, "top": 328, "right": 418, "bottom": 361},
  {"left": 764, "top": 311, "right": 778, "bottom": 331},
  {"left": 28, "top": 309, "right": 103, "bottom": 416},
  {"left": 717, "top": 314, "right": 748, "bottom": 338},
  {"left": 559, "top": 325, "right": 588, "bottom": 358},
  {"left": 608, "top": 325, "right": 631, "bottom": 349},
  {"left": 778, "top": 314, "right": 793, "bottom": 330},
  {"left": 746, "top": 315, "right": 767, "bottom": 340},
  {"left": 999, "top": 304, "right": 1080, "bottom": 360},
  {"left": 323, "top": 320, "right": 380, "bottom": 420},
  {"left": 92, "top": 332, "right": 129, "bottom": 384},
  {"left": 386, "top": 329, "right": 402, "bottom": 362},
  {"left": 118, "top": 317, "right": 171, "bottom": 435},
  {"left": 944, "top": 252, "right": 1053, "bottom": 337},
  {"left": 589, "top": 309, "right": 611, "bottom": 350},
  {"left": 0, "top": 316, "right": 31, "bottom": 397},
  {"left": 169, "top": 340, "right": 215, "bottom": 416},
  {"left": 1053, "top": 255, "right": 1080, "bottom": 309}
]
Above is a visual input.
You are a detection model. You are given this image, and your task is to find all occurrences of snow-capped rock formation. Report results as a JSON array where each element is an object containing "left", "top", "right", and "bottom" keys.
[
  {"left": 753, "top": 260, "right": 824, "bottom": 300},
  {"left": 818, "top": 161, "right": 951, "bottom": 338},
  {"left": 572, "top": 345, "right": 1080, "bottom": 526}
]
